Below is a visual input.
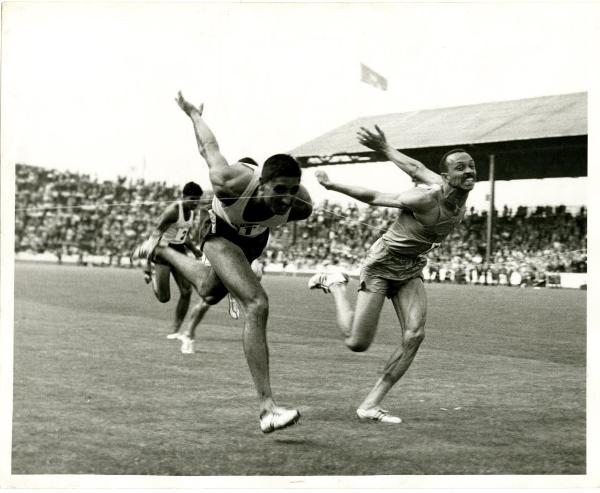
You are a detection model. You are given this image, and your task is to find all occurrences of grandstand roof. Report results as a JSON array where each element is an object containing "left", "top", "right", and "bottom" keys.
[{"left": 291, "top": 92, "right": 587, "bottom": 181}]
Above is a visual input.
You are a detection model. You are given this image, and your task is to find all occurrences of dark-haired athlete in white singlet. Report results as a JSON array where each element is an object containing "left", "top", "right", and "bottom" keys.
[{"left": 135, "top": 92, "right": 313, "bottom": 434}]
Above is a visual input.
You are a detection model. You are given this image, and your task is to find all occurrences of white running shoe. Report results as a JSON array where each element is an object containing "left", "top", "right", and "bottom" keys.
[
  {"left": 259, "top": 407, "right": 301, "bottom": 433},
  {"left": 356, "top": 407, "right": 402, "bottom": 424},
  {"left": 166, "top": 332, "right": 182, "bottom": 340},
  {"left": 228, "top": 294, "right": 240, "bottom": 320},
  {"left": 307, "top": 272, "right": 349, "bottom": 293},
  {"left": 179, "top": 334, "right": 195, "bottom": 354}
]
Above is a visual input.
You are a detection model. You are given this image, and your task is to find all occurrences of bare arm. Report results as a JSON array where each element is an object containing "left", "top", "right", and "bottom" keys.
[
  {"left": 175, "top": 91, "right": 248, "bottom": 199},
  {"left": 357, "top": 125, "right": 443, "bottom": 186},
  {"left": 146, "top": 204, "right": 179, "bottom": 252},
  {"left": 315, "top": 170, "right": 434, "bottom": 213}
]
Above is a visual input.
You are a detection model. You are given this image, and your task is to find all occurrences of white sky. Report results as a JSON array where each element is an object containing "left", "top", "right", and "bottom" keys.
[{"left": 1, "top": 1, "right": 598, "bottom": 208}]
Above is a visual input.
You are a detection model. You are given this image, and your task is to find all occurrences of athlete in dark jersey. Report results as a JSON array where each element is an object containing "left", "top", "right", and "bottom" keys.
[
  {"left": 136, "top": 92, "right": 313, "bottom": 433},
  {"left": 309, "top": 125, "right": 476, "bottom": 424}
]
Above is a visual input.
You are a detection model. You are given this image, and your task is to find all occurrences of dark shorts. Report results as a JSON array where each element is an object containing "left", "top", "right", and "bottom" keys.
[
  {"left": 197, "top": 213, "right": 270, "bottom": 305},
  {"left": 155, "top": 242, "right": 187, "bottom": 266},
  {"left": 201, "top": 213, "right": 269, "bottom": 262},
  {"left": 359, "top": 238, "right": 425, "bottom": 298}
]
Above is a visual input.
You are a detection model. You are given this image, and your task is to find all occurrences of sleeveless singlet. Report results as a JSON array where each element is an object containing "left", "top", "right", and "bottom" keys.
[
  {"left": 161, "top": 201, "right": 194, "bottom": 245},
  {"left": 382, "top": 184, "right": 465, "bottom": 256},
  {"left": 211, "top": 165, "right": 291, "bottom": 238}
]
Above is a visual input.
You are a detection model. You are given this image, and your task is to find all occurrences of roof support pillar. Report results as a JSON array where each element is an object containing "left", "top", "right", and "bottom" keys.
[{"left": 485, "top": 154, "right": 496, "bottom": 263}]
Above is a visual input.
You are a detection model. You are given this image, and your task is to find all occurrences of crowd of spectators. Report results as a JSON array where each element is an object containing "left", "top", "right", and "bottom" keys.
[
  {"left": 15, "top": 164, "right": 587, "bottom": 285},
  {"left": 15, "top": 164, "right": 183, "bottom": 264},
  {"left": 267, "top": 201, "right": 586, "bottom": 285}
]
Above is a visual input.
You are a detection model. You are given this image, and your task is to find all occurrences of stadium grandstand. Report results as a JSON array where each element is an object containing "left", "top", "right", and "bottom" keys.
[
  {"left": 14, "top": 93, "right": 586, "bottom": 289},
  {"left": 287, "top": 92, "right": 587, "bottom": 288}
]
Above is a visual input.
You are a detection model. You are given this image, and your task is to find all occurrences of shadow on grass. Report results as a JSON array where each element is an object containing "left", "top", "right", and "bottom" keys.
[{"left": 271, "top": 437, "right": 316, "bottom": 445}]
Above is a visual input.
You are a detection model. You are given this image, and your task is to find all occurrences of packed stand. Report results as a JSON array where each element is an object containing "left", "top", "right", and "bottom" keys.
[
  {"left": 266, "top": 203, "right": 587, "bottom": 286},
  {"left": 15, "top": 164, "right": 183, "bottom": 264},
  {"left": 15, "top": 164, "right": 587, "bottom": 285}
]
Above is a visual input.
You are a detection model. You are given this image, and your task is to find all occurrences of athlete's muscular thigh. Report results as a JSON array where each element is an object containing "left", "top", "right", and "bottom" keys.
[
  {"left": 197, "top": 267, "right": 228, "bottom": 305},
  {"left": 153, "top": 263, "right": 172, "bottom": 301},
  {"left": 171, "top": 266, "right": 192, "bottom": 297},
  {"left": 391, "top": 277, "right": 427, "bottom": 335},
  {"left": 347, "top": 290, "right": 386, "bottom": 351},
  {"left": 202, "top": 236, "right": 265, "bottom": 305}
]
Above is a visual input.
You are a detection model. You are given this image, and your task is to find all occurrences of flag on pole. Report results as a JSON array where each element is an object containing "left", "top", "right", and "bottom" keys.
[{"left": 360, "top": 63, "right": 387, "bottom": 91}]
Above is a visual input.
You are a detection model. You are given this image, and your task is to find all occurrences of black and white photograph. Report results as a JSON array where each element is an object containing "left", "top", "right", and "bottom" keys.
[{"left": 1, "top": 1, "right": 598, "bottom": 489}]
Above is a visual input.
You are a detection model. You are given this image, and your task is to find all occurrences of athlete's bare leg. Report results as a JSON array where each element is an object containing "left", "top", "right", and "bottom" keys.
[
  {"left": 153, "top": 247, "right": 211, "bottom": 294},
  {"left": 201, "top": 237, "right": 277, "bottom": 414},
  {"left": 151, "top": 263, "right": 172, "bottom": 303},
  {"left": 156, "top": 248, "right": 222, "bottom": 349},
  {"left": 183, "top": 298, "right": 211, "bottom": 339},
  {"left": 328, "top": 284, "right": 386, "bottom": 351},
  {"left": 358, "top": 277, "right": 426, "bottom": 410},
  {"left": 171, "top": 269, "right": 192, "bottom": 333},
  {"left": 156, "top": 243, "right": 296, "bottom": 424},
  {"left": 327, "top": 283, "right": 354, "bottom": 337},
  {"left": 183, "top": 260, "right": 262, "bottom": 339}
]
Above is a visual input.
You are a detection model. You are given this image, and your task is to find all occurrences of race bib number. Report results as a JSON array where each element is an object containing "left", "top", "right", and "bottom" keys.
[
  {"left": 174, "top": 228, "right": 189, "bottom": 242},
  {"left": 238, "top": 224, "right": 263, "bottom": 237}
]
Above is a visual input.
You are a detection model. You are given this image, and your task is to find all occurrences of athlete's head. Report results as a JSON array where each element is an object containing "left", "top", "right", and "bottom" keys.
[
  {"left": 182, "top": 181, "right": 203, "bottom": 210},
  {"left": 238, "top": 157, "right": 258, "bottom": 166},
  {"left": 259, "top": 154, "right": 302, "bottom": 215},
  {"left": 439, "top": 149, "right": 476, "bottom": 191}
]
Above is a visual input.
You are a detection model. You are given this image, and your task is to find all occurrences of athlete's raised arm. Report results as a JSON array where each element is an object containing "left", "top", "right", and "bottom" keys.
[
  {"left": 315, "top": 170, "right": 434, "bottom": 214},
  {"left": 175, "top": 91, "right": 248, "bottom": 199},
  {"left": 357, "top": 125, "right": 442, "bottom": 186}
]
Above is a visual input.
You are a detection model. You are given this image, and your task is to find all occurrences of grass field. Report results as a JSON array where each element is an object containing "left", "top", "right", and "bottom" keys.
[{"left": 11, "top": 262, "right": 586, "bottom": 475}]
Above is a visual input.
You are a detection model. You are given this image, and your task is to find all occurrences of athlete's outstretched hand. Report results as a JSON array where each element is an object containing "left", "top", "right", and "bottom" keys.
[
  {"left": 357, "top": 125, "right": 388, "bottom": 153},
  {"left": 175, "top": 91, "right": 204, "bottom": 117},
  {"left": 314, "top": 170, "right": 332, "bottom": 189}
]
